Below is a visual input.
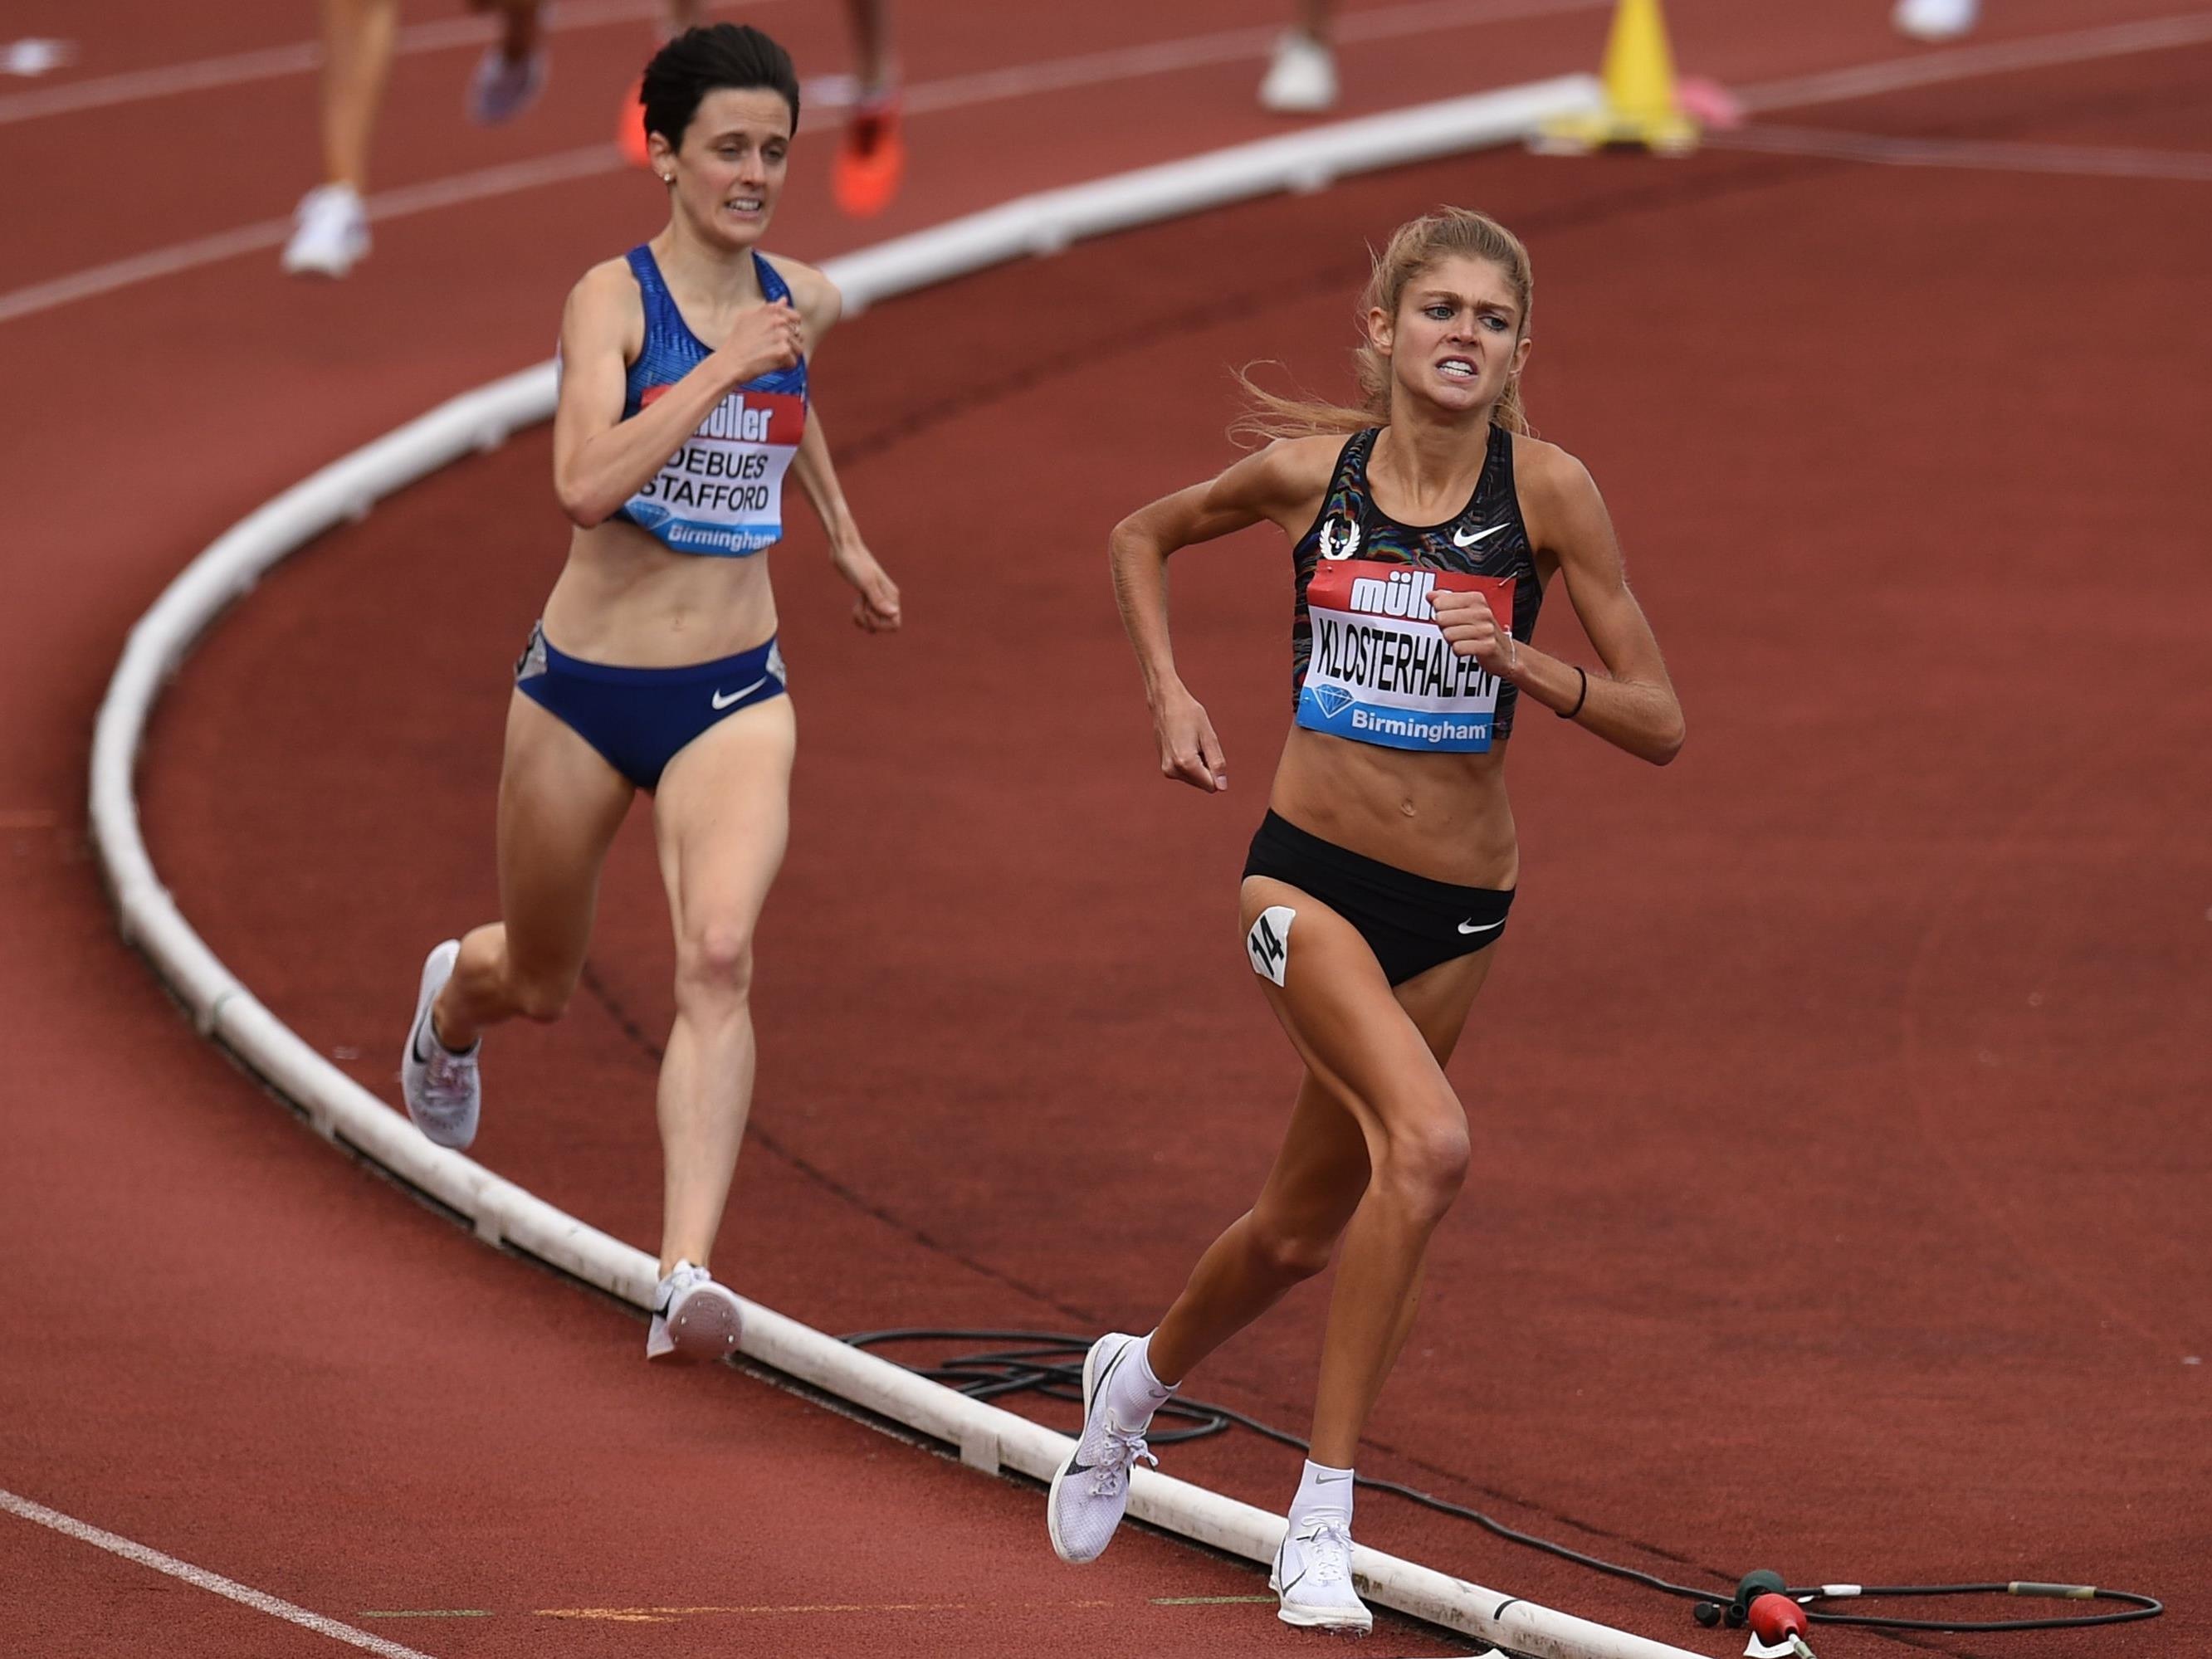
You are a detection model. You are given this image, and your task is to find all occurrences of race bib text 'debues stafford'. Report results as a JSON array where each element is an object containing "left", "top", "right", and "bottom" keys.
[
  {"left": 626, "top": 384, "right": 805, "bottom": 555},
  {"left": 1296, "top": 561, "right": 1517, "bottom": 754}
]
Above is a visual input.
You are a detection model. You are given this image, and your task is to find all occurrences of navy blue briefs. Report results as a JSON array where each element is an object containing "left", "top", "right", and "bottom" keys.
[{"left": 513, "top": 623, "right": 787, "bottom": 792}]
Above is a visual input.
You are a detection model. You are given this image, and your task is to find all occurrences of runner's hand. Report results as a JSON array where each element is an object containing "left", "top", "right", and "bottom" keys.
[
  {"left": 719, "top": 300, "right": 806, "bottom": 382},
  {"left": 1154, "top": 684, "right": 1228, "bottom": 793},
  {"left": 833, "top": 539, "right": 901, "bottom": 632},
  {"left": 1433, "top": 588, "right": 1513, "bottom": 676}
]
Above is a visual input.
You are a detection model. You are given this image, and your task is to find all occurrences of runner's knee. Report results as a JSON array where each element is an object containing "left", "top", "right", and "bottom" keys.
[
  {"left": 1374, "top": 1119, "right": 1469, "bottom": 1220},
  {"left": 676, "top": 921, "right": 755, "bottom": 1005}
]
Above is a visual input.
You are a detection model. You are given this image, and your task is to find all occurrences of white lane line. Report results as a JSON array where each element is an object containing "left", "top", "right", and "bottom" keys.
[
  {"left": 6, "top": 7, "right": 2206, "bottom": 331},
  {"left": 0, "top": 0, "right": 1599, "bottom": 329},
  {"left": 0, "top": 0, "right": 764, "bottom": 126},
  {"left": 0, "top": 147, "right": 618, "bottom": 326},
  {"left": 901, "top": 0, "right": 1606, "bottom": 115},
  {"left": 0, "top": 0, "right": 1590, "bottom": 129},
  {"left": 1708, "top": 124, "right": 2212, "bottom": 181},
  {"left": 0, "top": 1487, "right": 442, "bottom": 1659},
  {"left": 1733, "top": 9, "right": 2212, "bottom": 113}
]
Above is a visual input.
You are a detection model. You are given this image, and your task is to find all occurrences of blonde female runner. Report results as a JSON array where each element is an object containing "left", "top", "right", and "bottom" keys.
[{"left": 1049, "top": 207, "right": 1683, "bottom": 1632}]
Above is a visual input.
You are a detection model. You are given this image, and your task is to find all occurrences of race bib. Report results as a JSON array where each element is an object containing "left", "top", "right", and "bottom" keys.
[
  {"left": 1297, "top": 562, "right": 1516, "bottom": 753},
  {"left": 624, "top": 386, "right": 805, "bottom": 555}
]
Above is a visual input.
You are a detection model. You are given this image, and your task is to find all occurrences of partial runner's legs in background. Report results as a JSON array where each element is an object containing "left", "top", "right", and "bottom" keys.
[
  {"left": 1892, "top": 0, "right": 1980, "bottom": 42},
  {"left": 466, "top": 0, "right": 550, "bottom": 125},
  {"left": 835, "top": 0, "right": 905, "bottom": 217},
  {"left": 1260, "top": 0, "right": 1337, "bottom": 114},
  {"left": 618, "top": 1, "right": 705, "bottom": 165},
  {"left": 283, "top": 0, "right": 396, "bottom": 276}
]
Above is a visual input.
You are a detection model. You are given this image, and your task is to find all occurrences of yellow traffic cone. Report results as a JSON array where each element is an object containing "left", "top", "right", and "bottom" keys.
[{"left": 1533, "top": 0, "right": 1700, "bottom": 156}]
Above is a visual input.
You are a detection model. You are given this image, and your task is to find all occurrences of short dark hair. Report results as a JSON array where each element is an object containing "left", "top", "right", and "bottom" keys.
[{"left": 641, "top": 24, "right": 800, "bottom": 150}]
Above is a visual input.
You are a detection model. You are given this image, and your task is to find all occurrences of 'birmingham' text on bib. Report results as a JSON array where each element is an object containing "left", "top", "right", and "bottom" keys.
[
  {"left": 1296, "top": 561, "right": 1516, "bottom": 753},
  {"left": 622, "top": 384, "right": 805, "bottom": 555}
]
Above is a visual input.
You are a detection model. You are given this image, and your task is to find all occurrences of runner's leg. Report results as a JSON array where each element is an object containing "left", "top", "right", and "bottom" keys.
[
  {"left": 316, "top": 0, "right": 399, "bottom": 192},
  {"left": 647, "top": 696, "right": 797, "bottom": 1278},
  {"left": 1235, "top": 876, "right": 1489, "bottom": 1467},
  {"left": 435, "top": 693, "right": 634, "bottom": 1045},
  {"left": 1148, "top": 883, "right": 1495, "bottom": 1393}
]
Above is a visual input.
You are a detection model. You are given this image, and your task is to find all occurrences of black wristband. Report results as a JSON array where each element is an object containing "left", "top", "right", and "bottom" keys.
[{"left": 1556, "top": 665, "right": 1588, "bottom": 720}]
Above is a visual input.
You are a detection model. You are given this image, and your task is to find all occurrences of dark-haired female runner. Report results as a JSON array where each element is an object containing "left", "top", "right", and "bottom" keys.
[
  {"left": 1047, "top": 207, "right": 1683, "bottom": 1632},
  {"left": 398, "top": 23, "right": 900, "bottom": 1362}
]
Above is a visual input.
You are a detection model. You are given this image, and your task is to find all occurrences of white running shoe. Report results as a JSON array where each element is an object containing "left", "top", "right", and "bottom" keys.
[
  {"left": 466, "top": 45, "right": 547, "bottom": 124},
  {"left": 280, "top": 183, "right": 369, "bottom": 278},
  {"left": 398, "top": 939, "right": 480, "bottom": 1149},
  {"left": 1258, "top": 31, "right": 1338, "bottom": 114},
  {"left": 1047, "top": 1332, "right": 1160, "bottom": 1564},
  {"left": 1892, "top": 0, "right": 1978, "bottom": 41},
  {"left": 1272, "top": 1517, "right": 1373, "bottom": 1633},
  {"left": 647, "top": 1261, "right": 745, "bottom": 1361}
]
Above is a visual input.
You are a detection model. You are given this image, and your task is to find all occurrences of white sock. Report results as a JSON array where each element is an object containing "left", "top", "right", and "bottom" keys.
[
  {"left": 1104, "top": 1332, "right": 1175, "bottom": 1432},
  {"left": 1290, "top": 1457, "right": 1355, "bottom": 1528}
]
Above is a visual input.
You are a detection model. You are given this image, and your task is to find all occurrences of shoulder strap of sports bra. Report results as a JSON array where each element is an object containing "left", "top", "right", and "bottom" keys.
[
  {"left": 1487, "top": 422, "right": 1517, "bottom": 493},
  {"left": 625, "top": 245, "right": 685, "bottom": 337},
  {"left": 1338, "top": 428, "right": 1380, "bottom": 500},
  {"left": 752, "top": 251, "right": 792, "bottom": 306}
]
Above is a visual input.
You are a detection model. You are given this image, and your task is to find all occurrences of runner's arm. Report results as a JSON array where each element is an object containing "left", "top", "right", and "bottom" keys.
[
  {"left": 1110, "top": 439, "right": 1331, "bottom": 791},
  {"left": 550, "top": 261, "right": 803, "bottom": 526},
  {"left": 779, "top": 262, "right": 900, "bottom": 632},
  {"left": 1503, "top": 446, "right": 1684, "bottom": 764}
]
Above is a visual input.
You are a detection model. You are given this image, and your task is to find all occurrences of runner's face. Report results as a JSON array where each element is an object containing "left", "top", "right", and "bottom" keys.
[
  {"left": 1372, "top": 256, "right": 1531, "bottom": 417},
  {"left": 670, "top": 88, "right": 793, "bottom": 247}
]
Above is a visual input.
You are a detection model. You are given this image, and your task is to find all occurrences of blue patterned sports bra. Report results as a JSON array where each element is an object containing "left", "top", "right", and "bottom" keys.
[{"left": 612, "top": 244, "right": 809, "bottom": 558}]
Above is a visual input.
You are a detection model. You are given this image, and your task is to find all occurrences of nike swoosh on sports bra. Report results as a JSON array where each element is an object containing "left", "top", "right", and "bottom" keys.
[
  {"left": 613, "top": 244, "right": 809, "bottom": 558},
  {"left": 1288, "top": 426, "right": 1542, "bottom": 754}
]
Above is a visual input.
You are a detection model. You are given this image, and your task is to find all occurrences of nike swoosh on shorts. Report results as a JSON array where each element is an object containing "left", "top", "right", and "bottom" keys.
[{"left": 710, "top": 676, "right": 769, "bottom": 710}]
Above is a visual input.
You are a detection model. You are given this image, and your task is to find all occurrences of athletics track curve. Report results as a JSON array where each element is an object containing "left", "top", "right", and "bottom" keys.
[{"left": 7, "top": 2, "right": 2210, "bottom": 1656}]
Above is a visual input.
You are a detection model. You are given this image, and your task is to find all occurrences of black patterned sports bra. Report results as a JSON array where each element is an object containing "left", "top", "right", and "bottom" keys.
[{"left": 1287, "top": 427, "right": 1542, "bottom": 754}]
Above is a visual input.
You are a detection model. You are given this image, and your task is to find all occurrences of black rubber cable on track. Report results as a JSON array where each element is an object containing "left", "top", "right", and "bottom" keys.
[{"left": 843, "top": 1329, "right": 2163, "bottom": 1641}]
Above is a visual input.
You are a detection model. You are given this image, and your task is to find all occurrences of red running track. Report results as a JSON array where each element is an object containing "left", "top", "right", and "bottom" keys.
[{"left": 6, "top": 2, "right": 2209, "bottom": 1656}]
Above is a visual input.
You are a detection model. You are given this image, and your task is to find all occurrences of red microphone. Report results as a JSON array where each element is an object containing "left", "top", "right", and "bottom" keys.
[{"left": 1748, "top": 1593, "right": 1816, "bottom": 1657}]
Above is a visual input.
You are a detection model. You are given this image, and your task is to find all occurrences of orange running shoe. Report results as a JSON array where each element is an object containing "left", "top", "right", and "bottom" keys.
[
  {"left": 617, "top": 75, "right": 650, "bottom": 168},
  {"left": 833, "top": 95, "right": 904, "bottom": 217}
]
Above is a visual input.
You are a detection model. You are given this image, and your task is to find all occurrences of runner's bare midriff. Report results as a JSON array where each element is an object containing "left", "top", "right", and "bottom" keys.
[
  {"left": 1268, "top": 724, "right": 1519, "bottom": 890},
  {"left": 540, "top": 515, "right": 779, "bottom": 666}
]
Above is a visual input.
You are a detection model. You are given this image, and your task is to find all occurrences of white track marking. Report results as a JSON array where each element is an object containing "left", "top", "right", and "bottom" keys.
[
  {"left": 0, "top": 147, "right": 616, "bottom": 326},
  {"left": 1707, "top": 124, "right": 2212, "bottom": 181},
  {"left": 0, "top": 1, "right": 1597, "bottom": 329},
  {"left": 0, "top": 0, "right": 761, "bottom": 127},
  {"left": 0, "top": 1487, "right": 441, "bottom": 1659},
  {"left": 6, "top": 8, "right": 2208, "bottom": 329},
  {"left": 1734, "top": 10, "right": 2212, "bottom": 113},
  {"left": 0, "top": 0, "right": 1587, "bottom": 129},
  {"left": 901, "top": 0, "right": 1606, "bottom": 115}
]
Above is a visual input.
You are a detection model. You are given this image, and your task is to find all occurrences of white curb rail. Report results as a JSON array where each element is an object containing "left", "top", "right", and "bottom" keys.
[{"left": 89, "top": 73, "right": 1711, "bottom": 1659}]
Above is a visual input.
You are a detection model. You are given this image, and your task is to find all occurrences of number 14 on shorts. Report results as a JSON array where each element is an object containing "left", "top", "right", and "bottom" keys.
[{"left": 1247, "top": 905, "right": 1295, "bottom": 987}]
